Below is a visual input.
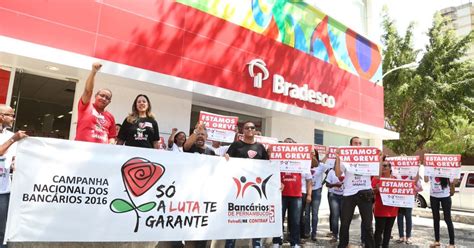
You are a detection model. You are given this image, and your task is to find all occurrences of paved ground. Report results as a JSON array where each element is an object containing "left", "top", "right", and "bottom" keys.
[{"left": 273, "top": 216, "right": 474, "bottom": 248}]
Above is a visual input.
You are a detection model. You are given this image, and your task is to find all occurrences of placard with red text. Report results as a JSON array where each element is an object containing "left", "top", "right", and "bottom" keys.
[
  {"left": 424, "top": 154, "right": 461, "bottom": 179},
  {"left": 325, "top": 146, "right": 338, "bottom": 168},
  {"left": 237, "top": 135, "right": 278, "bottom": 150},
  {"left": 379, "top": 178, "right": 416, "bottom": 208},
  {"left": 313, "top": 144, "right": 327, "bottom": 161},
  {"left": 339, "top": 147, "right": 380, "bottom": 176},
  {"left": 269, "top": 144, "right": 313, "bottom": 173},
  {"left": 386, "top": 156, "right": 420, "bottom": 178},
  {"left": 199, "top": 111, "right": 238, "bottom": 142}
]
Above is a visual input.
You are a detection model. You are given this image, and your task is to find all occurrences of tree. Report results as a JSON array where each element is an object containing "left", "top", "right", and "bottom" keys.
[
  {"left": 381, "top": 10, "right": 474, "bottom": 155},
  {"left": 425, "top": 116, "right": 474, "bottom": 156}
]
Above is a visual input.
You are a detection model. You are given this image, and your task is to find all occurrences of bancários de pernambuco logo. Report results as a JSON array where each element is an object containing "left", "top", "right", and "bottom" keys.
[{"left": 110, "top": 157, "right": 165, "bottom": 232}]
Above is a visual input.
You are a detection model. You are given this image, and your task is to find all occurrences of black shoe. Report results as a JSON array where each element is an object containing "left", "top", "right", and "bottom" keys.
[
  {"left": 301, "top": 234, "right": 310, "bottom": 239},
  {"left": 311, "top": 235, "right": 317, "bottom": 241}
]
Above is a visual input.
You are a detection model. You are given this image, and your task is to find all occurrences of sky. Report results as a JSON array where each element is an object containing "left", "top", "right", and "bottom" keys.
[{"left": 378, "top": 0, "right": 472, "bottom": 50}]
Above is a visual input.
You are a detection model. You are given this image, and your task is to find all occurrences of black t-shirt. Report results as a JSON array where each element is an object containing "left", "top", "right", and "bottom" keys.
[
  {"left": 118, "top": 117, "right": 160, "bottom": 148},
  {"left": 184, "top": 144, "right": 216, "bottom": 156},
  {"left": 226, "top": 140, "right": 269, "bottom": 160}
]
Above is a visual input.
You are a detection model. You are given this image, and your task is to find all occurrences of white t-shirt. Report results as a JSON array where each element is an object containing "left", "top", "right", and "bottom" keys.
[
  {"left": 300, "top": 173, "right": 312, "bottom": 194},
  {"left": 326, "top": 169, "right": 344, "bottom": 195},
  {"left": 168, "top": 143, "right": 183, "bottom": 152},
  {"left": 0, "top": 129, "right": 17, "bottom": 194},
  {"left": 429, "top": 176, "right": 451, "bottom": 198},
  {"left": 340, "top": 162, "right": 371, "bottom": 196},
  {"left": 311, "top": 162, "right": 331, "bottom": 190}
]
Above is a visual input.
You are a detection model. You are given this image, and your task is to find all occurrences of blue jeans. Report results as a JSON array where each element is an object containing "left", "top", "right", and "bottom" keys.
[
  {"left": 225, "top": 238, "right": 261, "bottom": 248},
  {"left": 397, "top": 207, "right": 413, "bottom": 238},
  {"left": 273, "top": 196, "right": 301, "bottom": 246},
  {"left": 0, "top": 194, "right": 9, "bottom": 248},
  {"left": 310, "top": 188, "right": 322, "bottom": 238},
  {"left": 328, "top": 192, "right": 343, "bottom": 238},
  {"left": 300, "top": 193, "right": 311, "bottom": 237}
]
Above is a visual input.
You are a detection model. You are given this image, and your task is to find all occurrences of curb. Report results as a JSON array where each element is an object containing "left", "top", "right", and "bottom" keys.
[{"left": 412, "top": 208, "right": 474, "bottom": 225}]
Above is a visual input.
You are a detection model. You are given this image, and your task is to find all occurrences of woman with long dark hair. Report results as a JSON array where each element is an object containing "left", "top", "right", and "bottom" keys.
[
  {"left": 424, "top": 175, "right": 455, "bottom": 248},
  {"left": 117, "top": 94, "right": 160, "bottom": 149}
]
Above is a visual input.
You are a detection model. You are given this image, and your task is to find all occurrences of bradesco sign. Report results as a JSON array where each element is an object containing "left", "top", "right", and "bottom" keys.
[{"left": 248, "top": 59, "right": 336, "bottom": 109}]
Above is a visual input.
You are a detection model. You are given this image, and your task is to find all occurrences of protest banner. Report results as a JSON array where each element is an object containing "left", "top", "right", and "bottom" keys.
[
  {"left": 379, "top": 178, "right": 416, "bottom": 208},
  {"left": 325, "top": 146, "right": 338, "bottom": 168},
  {"left": 5, "top": 138, "right": 281, "bottom": 242},
  {"left": 268, "top": 143, "right": 312, "bottom": 173},
  {"left": 386, "top": 156, "right": 420, "bottom": 178},
  {"left": 199, "top": 111, "right": 238, "bottom": 142},
  {"left": 339, "top": 146, "right": 380, "bottom": 176},
  {"left": 313, "top": 144, "right": 327, "bottom": 161},
  {"left": 424, "top": 154, "right": 461, "bottom": 179},
  {"left": 255, "top": 135, "right": 279, "bottom": 149}
]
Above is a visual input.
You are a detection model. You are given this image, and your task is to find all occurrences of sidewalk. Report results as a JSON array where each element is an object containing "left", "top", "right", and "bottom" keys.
[{"left": 413, "top": 208, "right": 474, "bottom": 224}]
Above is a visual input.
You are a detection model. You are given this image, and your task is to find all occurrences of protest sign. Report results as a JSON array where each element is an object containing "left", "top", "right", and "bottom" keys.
[
  {"left": 386, "top": 156, "right": 420, "bottom": 178},
  {"left": 199, "top": 111, "right": 238, "bottom": 142},
  {"left": 313, "top": 144, "right": 327, "bottom": 161},
  {"left": 379, "top": 178, "right": 416, "bottom": 208},
  {"left": 268, "top": 144, "right": 313, "bottom": 173},
  {"left": 5, "top": 138, "right": 281, "bottom": 242},
  {"left": 339, "top": 146, "right": 380, "bottom": 176},
  {"left": 424, "top": 154, "right": 461, "bottom": 179}
]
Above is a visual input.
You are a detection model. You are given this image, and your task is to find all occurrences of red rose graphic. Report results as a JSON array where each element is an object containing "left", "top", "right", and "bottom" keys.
[{"left": 122, "top": 157, "right": 165, "bottom": 197}]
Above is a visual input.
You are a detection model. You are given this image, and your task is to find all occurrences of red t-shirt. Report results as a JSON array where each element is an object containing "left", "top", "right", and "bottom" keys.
[
  {"left": 75, "top": 99, "right": 116, "bottom": 144},
  {"left": 372, "top": 177, "right": 399, "bottom": 217},
  {"left": 281, "top": 172, "right": 302, "bottom": 197}
]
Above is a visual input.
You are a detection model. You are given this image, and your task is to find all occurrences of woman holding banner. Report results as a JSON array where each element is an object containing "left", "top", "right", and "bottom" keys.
[
  {"left": 424, "top": 176, "right": 456, "bottom": 248},
  {"left": 372, "top": 161, "right": 398, "bottom": 248},
  {"left": 117, "top": 94, "right": 160, "bottom": 149}
]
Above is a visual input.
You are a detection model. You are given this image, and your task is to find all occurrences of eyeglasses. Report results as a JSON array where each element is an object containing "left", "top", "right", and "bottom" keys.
[
  {"left": 244, "top": 126, "right": 256, "bottom": 130},
  {"left": 1, "top": 113, "right": 15, "bottom": 118},
  {"left": 98, "top": 93, "right": 111, "bottom": 101}
]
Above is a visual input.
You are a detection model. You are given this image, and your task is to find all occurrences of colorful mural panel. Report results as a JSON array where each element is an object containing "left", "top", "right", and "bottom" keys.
[{"left": 177, "top": 0, "right": 382, "bottom": 82}]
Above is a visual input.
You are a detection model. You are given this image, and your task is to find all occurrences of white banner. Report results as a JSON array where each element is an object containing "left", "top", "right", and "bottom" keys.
[
  {"left": 386, "top": 156, "right": 420, "bottom": 178},
  {"left": 339, "top": 147, "right": 380, "bottom": 176},
  {"left": 6, "top": 138, "right": 282, "bottom": 242},
  {"left": 424, "top": 154, "right": 461, "bottom": 179},
  {"left": 199, "top": 111, "right": 238, "bottom": 143},
  {"left": 268, "top": 144, "right": 312, "bottom": 174},
  {"left": 379, "top": 178, "right": 415, "bottom": 208}
]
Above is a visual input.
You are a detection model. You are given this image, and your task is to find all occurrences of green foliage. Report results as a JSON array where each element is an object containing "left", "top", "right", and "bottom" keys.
[
  {"left": 381, "top": 9, "right": 474, "bottom": 155},
  {"left": 426, "top": 116, "right": 474, "bottom": 156}
]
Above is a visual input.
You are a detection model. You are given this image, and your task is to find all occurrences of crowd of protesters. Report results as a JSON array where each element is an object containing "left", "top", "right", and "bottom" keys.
[{"left": 0, "top": 63, "right": 458, "bottom": 248}]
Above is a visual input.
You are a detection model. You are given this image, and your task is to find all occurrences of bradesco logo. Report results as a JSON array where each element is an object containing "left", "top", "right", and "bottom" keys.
[
  {"left": 110, "top": 157, "right": 165, "bottom": 232},
  {"left": 247, "top": 59, "right": 336, "bottom": 108}
]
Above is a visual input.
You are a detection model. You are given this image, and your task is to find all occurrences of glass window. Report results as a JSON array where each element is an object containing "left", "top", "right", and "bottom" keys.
[
  {"left": 314, "top": 129, "right": 324, "bottom": 145},
  {"left": 466, "top": 173, "right": 474, "bottom": 188},
  {"left": 455, "top": 173, "right": 464, "bottom": 188},
  {"left": 10, "top": 72, "right": 75, "bottom": 139}
]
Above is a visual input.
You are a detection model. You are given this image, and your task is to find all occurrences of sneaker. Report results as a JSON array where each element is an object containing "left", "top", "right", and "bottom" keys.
[
  {"left": 311, "top": 236, "right": 317, "bottom": 242},
  {"left": 406, "top": 238, "right": 413, "bottom": 244}
]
